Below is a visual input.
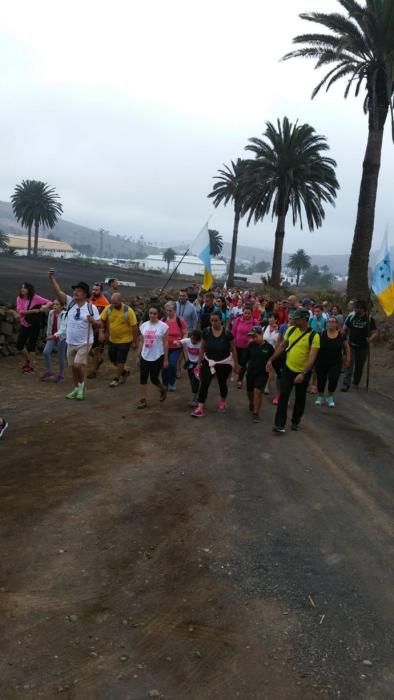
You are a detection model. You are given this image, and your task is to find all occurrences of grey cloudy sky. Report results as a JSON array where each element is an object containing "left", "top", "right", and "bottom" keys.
[{"left": 1, "top": 0, "right": 393, "bottom": 254}]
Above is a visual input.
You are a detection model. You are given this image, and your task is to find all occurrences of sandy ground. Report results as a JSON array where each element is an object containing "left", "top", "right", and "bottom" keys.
[{"left": 0, "top": 343, "right": 393, "bottom": 700}]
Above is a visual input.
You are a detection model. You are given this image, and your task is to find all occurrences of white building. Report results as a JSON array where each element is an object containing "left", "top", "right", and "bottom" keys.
[
  {"left": 131, "top": 254, "right": 227, "bottom": 279},
  {"left": 7, "top": 234, "right": 75, "bottom": 258}
]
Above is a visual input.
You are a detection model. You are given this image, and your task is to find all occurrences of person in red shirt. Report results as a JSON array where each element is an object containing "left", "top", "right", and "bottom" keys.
[
  {"left": 162, "top": 301, "right": 187, "bottom": 391},
  {"left": 87, "top": 282, "right": 109, "bottom": 379},
  {"left": 232, "top": 304, "right": 255, "bottom": 388}
]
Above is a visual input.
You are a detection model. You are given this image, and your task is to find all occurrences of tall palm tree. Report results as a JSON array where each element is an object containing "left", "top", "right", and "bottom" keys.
[
  {"left": 11, "top": 180, "right": 63, "bottom": 257},
  {"left": 283, "top": 0, "right": 394, "bottom": 300},
  {"left": 208, "top": 229, "right": 224, "bottom": 257},
  {"left": 208, "top": 159, "right": 246, "bottom": 287},
  {"left": 288, "top": 248, "right": 312, "bottom": 285},
  {"left": 243, "top": 117, "right": 339, "bottom": 288},
  {"left": 163, "top": 247, "right": 176, "bottom": 272},
  {"left": 0, "top": 229, "right": 10, "bottom": 252}
]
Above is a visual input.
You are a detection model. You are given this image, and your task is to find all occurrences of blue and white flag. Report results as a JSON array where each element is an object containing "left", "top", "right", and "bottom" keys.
[{"left": 189, "top": 223, "right": 213, "bottom": 290}]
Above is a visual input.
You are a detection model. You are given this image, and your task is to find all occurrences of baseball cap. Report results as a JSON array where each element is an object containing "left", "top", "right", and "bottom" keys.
[
  {"left": 292, "top": 308, "right": 310, "bottom": 320},
  {"left": 247, "top": 325, "right": 263, "bottom": 336},
  {"left": 302, "top": 298, "right": 313, "bottom": 306}
]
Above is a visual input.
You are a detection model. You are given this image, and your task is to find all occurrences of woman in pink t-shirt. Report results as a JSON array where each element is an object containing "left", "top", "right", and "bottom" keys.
[
  {"left": 162, "top": 301, "right": 187, "bottom": 391},
  {"left": 16, "top": 282, "right": 52, "bottom": 372},
  {"left": 232, "top": 304, "right": 255, "bottom": 388}
]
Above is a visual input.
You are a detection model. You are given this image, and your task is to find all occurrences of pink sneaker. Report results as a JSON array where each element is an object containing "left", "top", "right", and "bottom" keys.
[
  {"left": 217, "top": 400, "right": 226, "bottom": 412},
  {"left": 191, "top": 406, "right": 204, "bottom": 418},
  {"left": 272, "top": 394, "right": 280, "bottom": 406}
]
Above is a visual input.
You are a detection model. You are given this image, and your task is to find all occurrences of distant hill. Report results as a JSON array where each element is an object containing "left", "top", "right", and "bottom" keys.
[{"left": 0, "top": 201, "right": 160, "bottom": 259}]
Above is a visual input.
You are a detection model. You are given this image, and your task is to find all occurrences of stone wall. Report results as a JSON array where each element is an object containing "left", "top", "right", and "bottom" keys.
[{"left": 0, "top": 306, "right": 20, "bottom": 356}]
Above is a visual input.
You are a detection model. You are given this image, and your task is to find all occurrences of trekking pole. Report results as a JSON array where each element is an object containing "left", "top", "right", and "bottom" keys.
[
  {"left": 83, "top": 319, "right": 91, "bottom": 399},
  {"left": 365, "top": 287, "right": 372, "bottom": 391}
]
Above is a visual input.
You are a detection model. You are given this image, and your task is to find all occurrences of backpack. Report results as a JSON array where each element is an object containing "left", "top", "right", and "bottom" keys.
[
  {"left": 286, "top": 326, "right": 316, "bottom": 352},
  {"left": 107, "top": 303, "right": 130, "bottom": 322},
  {"left": 25, "top": 298, "right": 46, "bottom": 329},
  {"left": 65, "top": 300, "right": 94, "bottom": 317}
]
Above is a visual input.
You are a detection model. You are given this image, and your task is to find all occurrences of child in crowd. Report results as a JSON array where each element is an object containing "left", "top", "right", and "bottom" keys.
[{"left": 178, "top": 329, "right": 202, "bottom": 407}]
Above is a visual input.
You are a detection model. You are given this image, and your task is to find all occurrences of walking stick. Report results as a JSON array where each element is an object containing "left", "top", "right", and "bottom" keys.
[
  {"left": 83, "top": 318, "right": 92, "bottom": 399},
  {"left": 365, "top": 288, "right": 372, "bottom": 391}
]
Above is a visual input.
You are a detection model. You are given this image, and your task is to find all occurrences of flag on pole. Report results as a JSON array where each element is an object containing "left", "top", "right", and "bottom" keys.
[
  {"left": 372, "top": 232, "right": 394, "bottom": 316},
  {"left": 189, "top": 222, "right": 213, "bottom": 290}
]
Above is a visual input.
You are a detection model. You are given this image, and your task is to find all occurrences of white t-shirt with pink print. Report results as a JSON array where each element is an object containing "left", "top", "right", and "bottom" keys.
[{"left": 140, "top": 320, "right": 168, "bottom": 361}]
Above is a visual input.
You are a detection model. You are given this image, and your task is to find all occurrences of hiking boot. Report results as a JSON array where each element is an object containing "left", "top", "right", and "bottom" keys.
[
  {"left": 217, "top": 400, "right": 226, "bottom": 413},
  {"left": 315, "top": 395, "right": 324, "bottom": 406},
  {"left": 326, "top": 396, "right": 336, "bottom": 407},
  {"left": 272, "top": 426, "right": 286, "bottom": 434},
  {"left": 66, "top": 387, "right": 79, "bottom": 400},
  {"left": 191, "top": 406, "right": 204, "bottom": 418}
]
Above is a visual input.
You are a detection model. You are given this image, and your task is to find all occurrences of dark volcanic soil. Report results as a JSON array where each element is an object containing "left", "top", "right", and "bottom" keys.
[
  {"left": 0, "top": 257, "right": 193, "bottom": 305},
  {"left": 0, "top": 346, "right": 393, "bottom": 699}
]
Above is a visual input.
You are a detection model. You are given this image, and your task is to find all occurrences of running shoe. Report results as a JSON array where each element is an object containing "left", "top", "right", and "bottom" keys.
[
  {"left": 191, "top": 407, "right": 204, "bottom": 418},
  {"left": 55, "top": 375, "right": 64, "bottom": 384},
  {"left": 272, "top": 394, "right": 280, "bottom": 406},
  {"left": 291, "top": 422, "right": 300, "bottom": 431},
  {"left": 217, "top": 401, "right": 226, "bottom": 413},
  {"left": 252, "top": 413, "right": 260, "bottom": 423},
  {"left": 75, "top": 385, "right": 85, "bottom": 400},
  {"left": 315, "top": 395, "right": 324, "bottom": 406},
  {"left": 109, "top": 378, "right": 119, "bottom": 387},
  {"left": 326, "top": 396, "right": 335, "bottom": 408},
  {"left": 66, "top": 387, "right": 79, "bottom": 400},
  {"left": 40, "top": 372, "right": 54, "bottom": 382},
  {"left": 0, "top": 418, "right": 8, "bottom": 439},
  {"left": 272, "top": 426, "right": 286, "bottom": 434},
  {"left": 168, "top": 384, "right": 176, "bottom": 392}
]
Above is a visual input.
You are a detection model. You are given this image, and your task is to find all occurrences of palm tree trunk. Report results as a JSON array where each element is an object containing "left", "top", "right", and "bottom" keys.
[
  {"left": 227, "top": 207, "right": 240, "bottom": 287},
  {"left": 271, "top": 215, "right": 286, "bottom": 289},
  {"left": 347, "top": 122, "right": 386, "bottom": 301},
  {"left": 33, "top": 221, "right": 39, "bottom": 257},
  {"left": 296, "top": 268, "right": 300, "bottom": 286},
  {"left": 27, "top": 224, "right": 32, "bottom": 257}
]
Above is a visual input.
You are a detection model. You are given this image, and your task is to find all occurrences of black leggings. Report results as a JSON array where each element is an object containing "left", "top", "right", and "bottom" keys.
[
  {"left": 16, "top": 325, "right": 40, "bottom": 353},
  {"left": 198, "top": 360, "right": 232, "bottom": 404},
  {"left": 316, "top": 363, "right": 342, "bottom": 394},
  {"left": 237, "top": 347, "right": 249, "bottom": 381},
  {"left": 140, "top": 356, "right": 163, "bottom": 386}
]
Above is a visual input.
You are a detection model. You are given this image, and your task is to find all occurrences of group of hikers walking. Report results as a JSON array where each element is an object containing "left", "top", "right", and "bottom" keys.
[{"left": 0, "top": 270, "right": 378, "bottom": 441}]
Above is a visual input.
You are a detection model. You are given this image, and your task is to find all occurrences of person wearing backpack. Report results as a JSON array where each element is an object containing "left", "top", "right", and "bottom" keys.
[
  {"left": 99, "top": 293, "right": 138, "bottom": 387},
  {"left": 48, "top": 271, "right": 100, "bottom": 400},
  {"left": 266, "top": 308, "right": 320, "bottom": 434},
  {"left": 16, "top": 282, "right": 52, "bottom": 373},
  {"left": 162, "top": 301, "right": 187, "bottom": 391}
]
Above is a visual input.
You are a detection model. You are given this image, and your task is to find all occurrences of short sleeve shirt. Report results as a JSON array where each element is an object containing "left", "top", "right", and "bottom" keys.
[
  {"left": 203, "top": 328, "right": 234, "bottom": 361},
  {"left": 140, "top": 320, "right": 168, "bottom": 361},
  {"left": 65, "top": 295, "right": 100, "bottom": 346},
  {"left": 284, "top": 326, "right": 320, "bottom": 373},
  {"left": 101, "top": 305, "right": 137, "bottom": 344}
]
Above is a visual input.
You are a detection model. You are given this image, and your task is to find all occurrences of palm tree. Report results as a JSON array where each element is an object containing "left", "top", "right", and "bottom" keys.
[
  {"left": 11, "top": 180, "right": 63, "bottom": 257},
  {"left": 0, "top": 229, "right": 10, "bottom": 252},
  {"left": 208, "top": 229, "right": 224, "bottom": 257},
  {"left": 243, "top": 117, "right": 339, "bottom": 288},
  {"left": 287, "top": 249, "right": 311, "bottom": 285},
  {"left": 208, "top": 159, "right": 246, "bottom": 287},
  {"left": 163, "top": 247, "right": 176, "bottom": 272},
  {"left": 283, "top": 0, "right": 394, "bottom": 300}
]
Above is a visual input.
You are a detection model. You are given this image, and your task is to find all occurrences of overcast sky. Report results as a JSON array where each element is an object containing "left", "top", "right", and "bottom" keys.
[{"left": 1, "top": 0, "right": 393, "bottom": 254}]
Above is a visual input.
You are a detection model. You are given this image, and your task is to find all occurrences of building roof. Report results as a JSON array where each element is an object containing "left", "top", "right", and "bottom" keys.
[{"left": 7, "top": 235, "right": 75, "bottom": 253}]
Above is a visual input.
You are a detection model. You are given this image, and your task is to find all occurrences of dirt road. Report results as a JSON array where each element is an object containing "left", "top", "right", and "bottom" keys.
[{"left": 0, "top": 355, "right": 393, "bottom": 700}]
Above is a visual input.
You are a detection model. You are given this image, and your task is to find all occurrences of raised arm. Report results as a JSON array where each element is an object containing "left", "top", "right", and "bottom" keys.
[{"left": 48, "top": 270, "right": 67, "bottom": 305}]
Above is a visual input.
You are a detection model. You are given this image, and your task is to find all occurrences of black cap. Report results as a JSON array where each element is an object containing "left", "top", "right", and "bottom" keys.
[
  {"left": 72, "top": 281, "right": 90, "bottom": 296},
  {"left": 247, "top": 325, "right": 263, "bottom": 336}
]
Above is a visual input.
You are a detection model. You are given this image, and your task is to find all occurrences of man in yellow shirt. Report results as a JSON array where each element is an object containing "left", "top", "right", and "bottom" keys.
[
  {"left": 100, "top": 293, "right": 138, "bottom": 387},
  {"left": 266, "top": 308, "right": 320, "bottom": 433}
]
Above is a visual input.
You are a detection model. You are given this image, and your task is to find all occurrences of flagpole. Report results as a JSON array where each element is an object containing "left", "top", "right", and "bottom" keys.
[
  {"left": 365, "top": 287, "right": 372, "bottom": 391},
  {"left": 159, "top": 248, "right": 190, "bottom": 295}
]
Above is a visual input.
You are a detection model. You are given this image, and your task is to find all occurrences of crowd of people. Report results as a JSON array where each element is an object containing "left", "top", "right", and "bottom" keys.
[{"left": 0, "top": 270, "right": 379, "bottom": 441}]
